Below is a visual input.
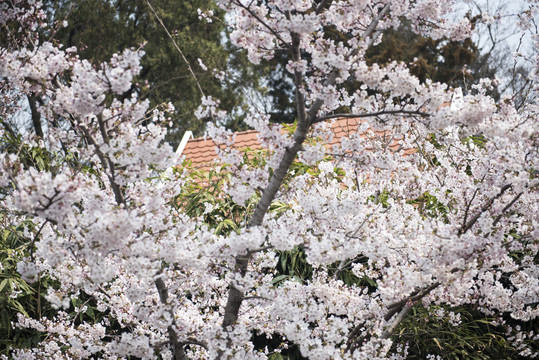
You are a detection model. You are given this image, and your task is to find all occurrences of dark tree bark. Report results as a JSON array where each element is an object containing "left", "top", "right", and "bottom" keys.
[{"left": 28, "top": 95, "right": 44, "bottom": 138}]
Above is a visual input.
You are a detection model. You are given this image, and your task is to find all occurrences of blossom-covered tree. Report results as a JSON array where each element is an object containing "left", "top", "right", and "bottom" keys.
[{"left": 0, "top": 0, "right": 538, "bottom": 359}]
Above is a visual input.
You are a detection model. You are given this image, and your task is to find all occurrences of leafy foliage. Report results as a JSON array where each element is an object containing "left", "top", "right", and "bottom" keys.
[
  {"left": 393, "top": 305, "right": 538, "bottom": 360},
  {"left": 0, "top": 218, "right": 47, "bottom": 355}
]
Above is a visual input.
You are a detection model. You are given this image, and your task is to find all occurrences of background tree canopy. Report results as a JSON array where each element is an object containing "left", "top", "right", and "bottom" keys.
[
  {"left": 32, "top": 1, "right": 501, "bottom": 143},
  {"left": 42, "top": 0, "right": 255, "bottom": 146},
  {"left": 257, "top": 17, "right": 500, "bottom": 124}
]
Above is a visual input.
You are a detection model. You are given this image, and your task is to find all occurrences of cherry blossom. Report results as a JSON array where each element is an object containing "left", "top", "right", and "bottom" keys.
[{"left": 0, "top": 0, "right": 538, "bottom": 359}]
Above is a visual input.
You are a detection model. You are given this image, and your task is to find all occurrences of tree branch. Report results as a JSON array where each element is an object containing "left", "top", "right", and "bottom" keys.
[
  {"left": 461, "top": 187, "right": 480, "bottom": 233},
  {"left": 385, "top": 282, "right": 440, "bottom": 321},
  {"left": 28, "top": 95, "right": 44, "bottom": 138},
  {"left": 312, "top": 109, "right": 430, "bottom": 124},
  {"left": 246, "top": 245, "right": 274, "bottom": 256},
  {"left": 347, "top": 281, "right": 439, "bottom": 353},
  {"left": 381, "top": 300, "right": 413, "bottom": 339},
  {"left": 78, "top": 123, "right": 125, "bottom": 205},
  {"left": 315, "top": 0, "right": 333, "bottom": 14},
  {"left": 145, "top": 0, "right": 206, "bottom": 98},
  {"left": 221, "top": 258, "right": 249, "bottom": 328},
  {"left": 492, "top": 191, "right": 523, "bottom": 227},
  {"left": 220, "top": 4, "right": 395, "bottom": 354},
  {"left": 0, "top": 120, "right": 17, "bottom": 139},
  {"left": 364, "top": 3, "right": 390, "bottom": 46},
  {"left": 458, "top": 184, "right": 511, "bottom": 236},
  {"left": 219, "top": 27, "right": 317, "bottom": 357},
  {"left": 231, "top": 0, "right": 293, "bottom": 51},
  {"left": 155, "top": 275, "right": 189, "bottom": 360}
]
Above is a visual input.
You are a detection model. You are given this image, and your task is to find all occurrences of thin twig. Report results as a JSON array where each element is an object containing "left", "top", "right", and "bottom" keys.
[
  {"left": 29, "top": 220, "right": 49, "bottom": 261},
  {"left": 312, "top": 109, "right": 429, "bottom": 124},
  {"left": 461, "top": 186, "right": 480, "bottom": 232},
  {"left": 458, "top": 184, "right": 512, "bottom": 236},
  {"left": 231, "top": 0, "right": 293, "bottom": 51},
  {"left": 385, "top": 282, "right": 440, "bottom": 321},
  {"left": 492, "top": 191, "right": 523, "bottom": 227},
  {"left": 145, "top": 0, "right": 205, "bottom": 98}
]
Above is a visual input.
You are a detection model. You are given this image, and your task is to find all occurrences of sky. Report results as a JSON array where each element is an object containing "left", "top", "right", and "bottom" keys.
[
  {"left": 451, "top": 0, "right": 537, "bottom": 97},
  {"left": 455, "top": 0, "right": 536, "bottom": 61}
]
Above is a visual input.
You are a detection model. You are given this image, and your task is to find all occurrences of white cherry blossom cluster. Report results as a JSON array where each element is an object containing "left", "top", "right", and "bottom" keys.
[{"left": 1, "top": 0, "right": 538, "bottom": 359}]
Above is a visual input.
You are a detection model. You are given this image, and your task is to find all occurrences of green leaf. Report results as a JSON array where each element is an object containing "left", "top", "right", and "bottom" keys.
[
  {"left": 86, "top": 306, "right": 95, "bottom": 320},
  {"left": 272, "top": 274, "right": 290, "bottom": 285},
  {"left": 365, "top": 277, "right": 377, "bottom": 287},
  {"left": 11, "top": 300, "right": 29, "bottom": 317},
  {"left": 1, "top": 229, "right": 10, "bottom": 241},
  {"left": 0, "top": 279, "right": 8, "bottom": 293}
]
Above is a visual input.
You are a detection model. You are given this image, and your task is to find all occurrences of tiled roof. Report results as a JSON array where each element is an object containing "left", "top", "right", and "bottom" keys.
[
  {"left": 181, "top": 129, "right": 262, "bottom": 170},
  {"left": 179, "top": 118, "right": 415, "bottom": 169},
  {"left": 327, "top": 118, "right": 416, "bottom": 155}
]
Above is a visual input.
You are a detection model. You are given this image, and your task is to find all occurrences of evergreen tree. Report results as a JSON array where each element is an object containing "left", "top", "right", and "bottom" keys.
[
  {"left": 42, "top": 0, "right": 252, "bottom": 145},
  {"left": 365, "top": 19, "right": 499, "bottom": 98},
  {"left": 259, "top": 18, "right": 498, "bottom": 124}
]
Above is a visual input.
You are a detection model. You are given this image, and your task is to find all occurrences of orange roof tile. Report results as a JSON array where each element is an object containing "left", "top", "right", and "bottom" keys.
[
  {"left": 179, "top": 118, "right": 415, "bottom": 169},
  {"left": 181, "top": 130, "right": 262, "bottom": 170}
]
